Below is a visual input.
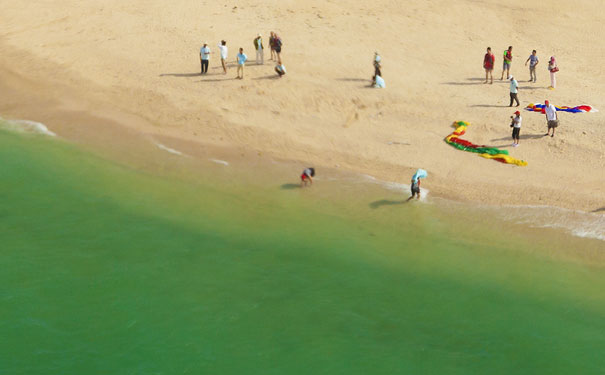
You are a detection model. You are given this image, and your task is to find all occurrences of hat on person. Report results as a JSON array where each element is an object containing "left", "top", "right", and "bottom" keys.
[
  {"left": 545, "top": 100, "right": 550, "bottom": 105},
  {"left": 509, "top": 75, "right": 514, "bottom": 80},
  {"left": 514, "top": 111, "right": 520, "bottom": 115},
  {"left": 258, "top": 33, "right": 262, "bottom": 37}
]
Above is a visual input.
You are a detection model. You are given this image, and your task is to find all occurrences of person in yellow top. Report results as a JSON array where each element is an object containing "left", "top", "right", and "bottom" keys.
[{"left": 500, "top": 46, "right": 513, "bottom": 80}]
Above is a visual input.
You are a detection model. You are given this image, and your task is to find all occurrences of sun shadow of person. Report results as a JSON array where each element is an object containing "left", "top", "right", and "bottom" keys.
[
  {"left": 281, "top": 183, "right": 301, "bottom": 190},
  {"left": 369, "top": 199, "right": 408, "bottom": 209}
]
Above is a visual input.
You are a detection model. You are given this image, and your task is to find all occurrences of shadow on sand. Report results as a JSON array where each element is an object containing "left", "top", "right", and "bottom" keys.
[
  {"left": 253, "top": 75, "right": 280, "bottom": 81},
  {"left": 592, "top": 207, "right": 605, "bottom": 213},
  {"left": 159, "top": 72, "right": 201, "bottom": 78},
  {"left": 197, "top": 77, "right": 238, "bottom": 82},
  {"left": 369, "top": 199, "right": 408, "bottom": 209},
  {"left": 281, "top": 183, "right": 300, "bottom": 190},
  {"left": 491, "top": 133, "right": 547, "bottom": 142},
  {"left": 469, "top": 104, "right": 516, "bottom": 108},
  {"left": 336, "top": 78, "right": 369, "bottom": 82}
]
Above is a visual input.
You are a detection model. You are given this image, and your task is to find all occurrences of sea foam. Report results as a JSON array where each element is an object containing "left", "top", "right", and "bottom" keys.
[{"left": 0, "top": 118, "right": 56, "bottom": 136}]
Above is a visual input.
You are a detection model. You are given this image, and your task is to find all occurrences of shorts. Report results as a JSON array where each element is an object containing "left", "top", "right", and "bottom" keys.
[
  {"left": 503, "top": 61, "right": 511, "bottom": 70},
  {"left": 301, "top": 174, "right": 308, "bottom": 181},
  {"left": 275, "top": 46, "right": 282, "bottom": 53},
  {"left": 529, "top": 65, "right": 536, "bottom": 72},
  {"left": 484, "top": 67, "right": 493, "bottom": 72},
  {"left": 547, "top": 120, "right": 559, "bottom": 129},
  {"left": 411, "top": 185, "right": 420, "bottom": 195},
  {"left": 512, "top": 127, "right": 520, "bottom": 138}
]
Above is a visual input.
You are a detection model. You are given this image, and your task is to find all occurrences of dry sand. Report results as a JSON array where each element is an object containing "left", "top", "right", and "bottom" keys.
[{"left": 1, "top": 0, "right": 604, "bottom": 211}]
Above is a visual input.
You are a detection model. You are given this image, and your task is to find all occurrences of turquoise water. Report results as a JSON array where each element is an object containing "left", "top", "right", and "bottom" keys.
[{"left": 1, "top": 128, "right": 604, "bottom": 374}]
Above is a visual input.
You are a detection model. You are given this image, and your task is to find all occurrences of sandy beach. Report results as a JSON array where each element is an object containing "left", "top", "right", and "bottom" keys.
[{"left": 1, "top": 0, "right": 604, "bottom": 211}]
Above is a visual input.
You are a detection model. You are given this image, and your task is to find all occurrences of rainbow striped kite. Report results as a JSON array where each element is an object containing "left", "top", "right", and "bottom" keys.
[
  {"left": 445, "top": 121, "right": 527, "bottom": 166},
  {"left": 525, "top": 103, "right": 597, "bottom": 113}
]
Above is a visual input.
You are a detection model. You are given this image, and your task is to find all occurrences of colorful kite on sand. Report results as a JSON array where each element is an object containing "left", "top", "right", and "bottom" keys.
[
  {"left": 525, "top": 103, "right": 597, "bottom": 113},
  {"left": 445, "top": 121, "right": 528, "bottom": 166}
]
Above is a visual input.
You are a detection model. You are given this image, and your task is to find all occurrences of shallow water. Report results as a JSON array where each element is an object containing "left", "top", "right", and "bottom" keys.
[{"left": 1, "top": 127, "right": 604, "bottom": 374}]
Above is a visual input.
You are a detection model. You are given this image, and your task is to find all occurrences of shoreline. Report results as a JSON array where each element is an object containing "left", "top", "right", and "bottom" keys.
[
  {"left": 2, "top": 111, "right": 605, "bottom": 246},
  {"left": 0, "top": 20, "right": 603, "bottom": 213}
]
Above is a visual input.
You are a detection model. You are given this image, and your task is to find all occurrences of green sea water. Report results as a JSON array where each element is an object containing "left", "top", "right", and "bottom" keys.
[{"left": 1, "top": 128, "right": 604, "bottom": 374}]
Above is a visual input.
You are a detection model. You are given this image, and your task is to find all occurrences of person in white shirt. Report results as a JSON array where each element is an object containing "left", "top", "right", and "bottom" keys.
[
  {"left": 200, "top": 43, "right": 211, "bottom": 74},
  {"left": 544, "top": 100, "right": 558, "bottom": 137},
  {"left": 510, "top": 110, "right": 522, "bottom": 146},
  {"left": 218, "top": 40, "right": 228, "bottom": 74},
  {"left": 373, "top": 75, "right": 385, "bottom": 88},
  {"left": 509, "top": 76, "right": 519, "bottom": 107}
]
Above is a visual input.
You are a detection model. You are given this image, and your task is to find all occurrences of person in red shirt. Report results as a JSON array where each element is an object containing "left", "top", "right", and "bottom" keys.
[{"left": 483, "top": 47, "right": 495, "bottom": 84}]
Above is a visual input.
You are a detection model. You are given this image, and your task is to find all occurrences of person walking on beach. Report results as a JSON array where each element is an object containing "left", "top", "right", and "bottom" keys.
[
  {"left": 510, "top": 110, "right": 522, "bottom": 146},
  {"left": 253, "top": 33, "right": 264, "bottom": 65},
  {"left": 300, "top": 167, "right": 315, "bottom": 187},
  {"left": 483, "top": 47, "right": 495, "bottom": 84},
  {"left": 548, "top": 56, "right": 558, "bottom": 89},
  {"left": 218, "top": 40, "right": 228, "bottom": 74},
  {"left": 236, "top": 48, "right": 247, "bottom": 79},
  {"left": 501, "top": 46, "right": 513, "bottom": 80},
  {"left": 525, "top": 50, "right": 539, "bottom": 82},
  {"left": 200, "top": 43, "right": 211, "bottom": 74},
  {"left": 269, "top": 32, "right": 277, "bottom": 61},
  {"left": 509, "top": 76, "right": 519, "bottom": 107},
  {"left": 374, "top": 51, "right": 382, "bottom": 77},
  {"left": 544, "top": 100, "right": 558, "bottom": 137}
]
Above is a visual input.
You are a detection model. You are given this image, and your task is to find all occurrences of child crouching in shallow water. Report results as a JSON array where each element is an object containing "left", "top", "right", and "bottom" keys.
[{"left": 300, "top": 167, "right": 315, "bottom": 187}]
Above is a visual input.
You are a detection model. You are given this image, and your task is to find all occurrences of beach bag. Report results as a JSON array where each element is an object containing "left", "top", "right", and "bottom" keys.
[{"left": 550, "top": 66, "right": 559, "bottom": 73}]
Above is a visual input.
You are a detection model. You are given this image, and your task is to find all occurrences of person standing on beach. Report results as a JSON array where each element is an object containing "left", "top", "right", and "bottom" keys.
[
  {"left": 218, "top": 40, "right": 228, "bottom": 74},
  {"left": 253, "top": 34, "right": 264, "bottom": 65},
  {"left": 236, "top": 48, "right": 247, "bottom": 79},
  {"left": 510, "top": 110, "right": 522, "bottom": 146},
  {"left": 544, "top": 100, "right": 558, "bottom": 137},
  {"left": 483, "top": 47, "right": 495, "bottom": 84},
  {"left": 548, "top": 56, "right": 558, "bottom": 89},
  {"left": 200, "top": 43, "right": 211, "bottom": 74},
  {"left": 269, "top": 32, "right": 277, "bottom": 61},
  {"left": 525, "top": 50, "right": 539, "bottom": 82},
  {"left": 509, "top": 76, "right": 519, "bottom": 107},
  {"left": 274, "top": 33, "right": 283, "bottom": 63},
  {"left": 300, "top": 167, "right": 315, "bottom": 187},
  {"left": 501, "top": 46, "right": 513, "bottom": 80},
  {"left": 374, "top": 52, "right": 382, "bottom": 77}
]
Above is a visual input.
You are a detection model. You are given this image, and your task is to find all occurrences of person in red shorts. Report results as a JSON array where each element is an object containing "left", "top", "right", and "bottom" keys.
[
  {"left": 483, "top": 47, "right": 495, "bottom": 84},
  {"left": 300, "top": 167, "right": 315, "bottom": 187}
]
